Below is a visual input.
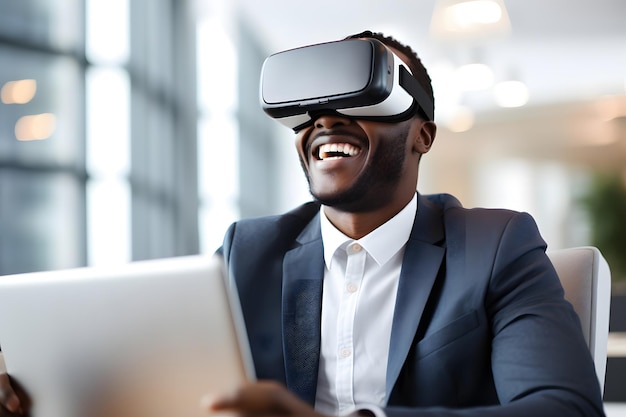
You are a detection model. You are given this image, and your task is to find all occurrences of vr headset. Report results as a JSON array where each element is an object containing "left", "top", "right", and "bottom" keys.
[{"left": 259, "top": 38, "right": 434, "bottom": 131}]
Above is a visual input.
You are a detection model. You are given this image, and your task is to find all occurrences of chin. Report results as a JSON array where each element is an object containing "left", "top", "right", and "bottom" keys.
[{"left": 312, "top": 190, "right": 390, "bottom": 213}]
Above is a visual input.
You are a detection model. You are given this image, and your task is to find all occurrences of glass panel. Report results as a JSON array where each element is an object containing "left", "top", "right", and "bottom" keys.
[
  {"left": 0, "top": 46, "right": 83, "bottom": 165},
  {"left": 0, "top": 0, "right": 84, "bottom": 51},
  {"left": 197, "top": 116, "right": 239, "bottom": 253},
  {"left": 87, "top": 178, "right": 130, "bottom": 266},
  {"left": 86, "top": 0, "right": 129, "bottom": 64},
  {"left": 196, "top": 16, "right": 240, "bottom": 254},
  {"left": 86, "top": 67, "right": 129, "bottom": 176},
  {"left": 85, "top": 66, "right": 130, "bottom": 266},
  {"left": 0, "top": 169, "right": 84, "bottom": 275}
]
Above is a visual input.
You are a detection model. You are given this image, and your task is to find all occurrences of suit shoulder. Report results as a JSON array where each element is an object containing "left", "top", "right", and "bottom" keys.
[
  {"left": 235, "top": 201, "right": 320, "bottom": 231},
  {"left": 442, "top": 201, "right": 546, "bottom": 257},
  {"left": 423, "top": 193, "right": 521, "bottom": 224},
  {"left": 221, "top": 202, "right": 320, "bottom": 253},
  {"left": 447, "top": 203, "right": 537, "bottom": 232},
  {"left": 422, "top": 193, "right": 543, "bottom": 244}
]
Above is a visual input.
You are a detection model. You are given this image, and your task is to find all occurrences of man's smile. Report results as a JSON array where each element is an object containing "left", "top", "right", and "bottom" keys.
[{"left": 315, "top": 142, "right": 362, "bottom": 160}]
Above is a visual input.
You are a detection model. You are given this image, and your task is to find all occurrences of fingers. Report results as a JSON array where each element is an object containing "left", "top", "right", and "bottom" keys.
[
  {"left": 0, "top": 374, "right": 22, "bottom": 415},
  {"left": 202, "top": 380, "right": 318, "bottom": 416}
]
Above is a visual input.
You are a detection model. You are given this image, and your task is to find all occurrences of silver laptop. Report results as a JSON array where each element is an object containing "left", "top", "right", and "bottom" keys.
[{"left": 0, "top": 254, "right": 255, "bottom": 417}]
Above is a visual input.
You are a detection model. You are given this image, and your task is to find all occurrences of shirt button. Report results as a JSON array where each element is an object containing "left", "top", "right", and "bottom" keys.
[
  {"left": 346, "top": 283, "right": 358, "bottom": 293},
  {"left": 351, "top": 243, "right": 362, "bottom": 252},
  {"left": 340, "top": 348, "right": 352, "bottom": 358}
]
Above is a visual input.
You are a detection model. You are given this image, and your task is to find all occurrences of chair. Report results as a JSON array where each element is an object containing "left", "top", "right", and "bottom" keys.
[{"left": 547, "top": 246, "right": 611, "bottom": 391}]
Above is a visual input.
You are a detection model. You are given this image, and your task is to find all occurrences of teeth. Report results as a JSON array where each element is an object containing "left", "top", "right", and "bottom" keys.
[{"left": 318, "top": 143, "right": 360, "bottom": 160}]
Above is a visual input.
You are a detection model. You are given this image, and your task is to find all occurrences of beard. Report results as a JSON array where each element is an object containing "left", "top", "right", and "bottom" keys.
[{"left": 300, "top": 125, "right": 410, "bottom": 212}]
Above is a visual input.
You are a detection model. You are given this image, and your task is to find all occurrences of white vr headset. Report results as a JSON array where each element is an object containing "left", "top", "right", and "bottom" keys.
[{"left": 259, "top": 38, "right": 434, "bottom": 131}]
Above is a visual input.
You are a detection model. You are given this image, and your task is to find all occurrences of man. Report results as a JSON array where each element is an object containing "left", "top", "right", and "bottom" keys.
[
  {"left": 203, "top": 31, "right": 606, "bottom": 417},
  {"left": 0, "top": 32, "right": 605, "bottom": 417}
]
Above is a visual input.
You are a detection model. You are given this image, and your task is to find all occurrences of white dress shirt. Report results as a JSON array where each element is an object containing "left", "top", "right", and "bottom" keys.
[{"left": 314, "top": 194, "right": 417, "bottom": 416}]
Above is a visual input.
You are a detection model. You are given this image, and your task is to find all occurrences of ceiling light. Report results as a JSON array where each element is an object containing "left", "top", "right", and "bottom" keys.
[
  {"left": 15, "top": 113, "right": 57, "bottom": 141},
  {"left": 493, "top": 80, "right": 529, "bottom": 108},
  {"left": 444, "top": 0, "right": 502, "bottom": 30},
  {"left": 430, "top": 0, "right": 511, "bottom": 40},
  {"left": 1, "top": 79, "right": 37, "bottom": 104}
]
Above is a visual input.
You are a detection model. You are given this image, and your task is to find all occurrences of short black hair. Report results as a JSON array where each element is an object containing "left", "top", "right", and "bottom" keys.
[{"left": 345, "top": 30, "right": 435, "bottom": 119}]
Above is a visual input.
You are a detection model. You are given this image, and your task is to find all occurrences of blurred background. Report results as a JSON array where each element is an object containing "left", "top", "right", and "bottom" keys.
[{"left": 0, "top": 0, "right": 625, "bottom": 408}]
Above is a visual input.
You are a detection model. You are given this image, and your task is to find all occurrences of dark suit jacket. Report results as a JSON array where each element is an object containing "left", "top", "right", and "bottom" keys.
[{"left": 219, "top": 193, "right": 605, "bottom": 416}]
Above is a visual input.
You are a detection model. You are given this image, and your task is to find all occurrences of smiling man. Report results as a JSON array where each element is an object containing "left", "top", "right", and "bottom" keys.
[{"left": 203, "top": 31, "right": 606, "bottom": 417}]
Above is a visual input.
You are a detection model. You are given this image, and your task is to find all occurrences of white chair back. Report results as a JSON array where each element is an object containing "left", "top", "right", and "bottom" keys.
[{"left": 547, "top": 246, "right": 611, "bottom": 391}]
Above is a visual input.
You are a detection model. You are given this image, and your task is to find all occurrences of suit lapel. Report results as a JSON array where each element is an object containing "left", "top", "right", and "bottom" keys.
[
  {"left": 386, "top": 195, "right": 446, "bottom": 397},
  {"left": 279, "top": 195, "right": 450, "bottom": 402},
  {"left": 282, "top": 215, "right": 324, "bottom": 405}
]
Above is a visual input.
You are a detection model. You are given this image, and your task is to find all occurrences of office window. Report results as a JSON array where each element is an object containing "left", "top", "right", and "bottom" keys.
[
  {"left": 0, "top": 0, "right": 199, "bottom": 275},
  {"left": 0, "top": 170, "right": 83, "bottom": 274},
  {"left": 0, "top": 0, "right": 86, "bottom": 275},
  {"left": 0, "top": 0, "right": 83, "bottom": 51}
]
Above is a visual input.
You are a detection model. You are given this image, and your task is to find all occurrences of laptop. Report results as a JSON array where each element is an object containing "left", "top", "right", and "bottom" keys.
[{"left": 0, "top": 254, "right": 255, "bottom": 417}]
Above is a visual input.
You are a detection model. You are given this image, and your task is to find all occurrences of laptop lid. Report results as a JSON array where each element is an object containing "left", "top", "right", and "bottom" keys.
[{"left": 0, "top": 254, "right": 254, "bottom": 417}]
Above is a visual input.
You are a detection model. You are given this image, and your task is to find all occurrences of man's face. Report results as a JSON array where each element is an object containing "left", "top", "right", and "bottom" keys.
[
  {"left": 295, "top": 115, "right": 418, "bottom": 212},
  {"left": 292, "top": 42, "right": 434, "bottom": 213}
]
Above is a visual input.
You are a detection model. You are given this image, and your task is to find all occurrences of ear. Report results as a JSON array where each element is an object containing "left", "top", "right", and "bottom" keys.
[{"left": 412, "top": 120, "right": 437, "bottom": 154}]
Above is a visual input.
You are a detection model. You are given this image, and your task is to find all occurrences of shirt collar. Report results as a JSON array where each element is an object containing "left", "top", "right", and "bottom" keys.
[{"left": 320, "top": 193, "right": 418, "bottom": 268}]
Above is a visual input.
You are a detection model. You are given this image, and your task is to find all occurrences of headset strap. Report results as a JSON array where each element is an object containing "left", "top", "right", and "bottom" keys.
[{"left": 399, "top": 66, "right": 434, "bottom": 121}]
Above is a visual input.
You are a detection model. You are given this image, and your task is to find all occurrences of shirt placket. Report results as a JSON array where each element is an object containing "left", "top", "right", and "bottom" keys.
[{"left": 335, "top": 241, "right": 367, "bottom": 412}]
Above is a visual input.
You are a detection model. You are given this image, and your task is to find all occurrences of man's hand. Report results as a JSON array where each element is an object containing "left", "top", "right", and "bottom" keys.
[
  {"left": 0, "top": 373, "right": 25, "bottom": 416},
  {"left": 202, "top": 380, "right": 328, "bottom": 417}
]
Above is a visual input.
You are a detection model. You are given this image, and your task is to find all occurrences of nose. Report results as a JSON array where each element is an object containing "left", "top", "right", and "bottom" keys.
[{"left": 312, "top": 113, "right": 352, "bottom": 129}]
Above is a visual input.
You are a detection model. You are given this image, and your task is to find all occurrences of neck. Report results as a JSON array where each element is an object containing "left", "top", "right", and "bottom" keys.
[{"left": 323, "top": 193, "right": 415, "bottom": 240}]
